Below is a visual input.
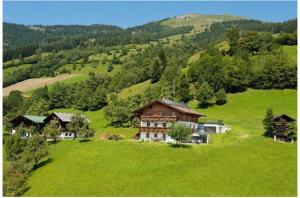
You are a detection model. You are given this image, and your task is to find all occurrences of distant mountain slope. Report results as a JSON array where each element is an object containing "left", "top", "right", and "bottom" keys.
[
  {"left": 161, "top": 13, "right": 245, "bottom": 33},
  {"left": 3, "top": 21, "right": 192, "bottom": 61}
]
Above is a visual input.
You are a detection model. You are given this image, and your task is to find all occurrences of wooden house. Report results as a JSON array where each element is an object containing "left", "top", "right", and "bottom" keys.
[
  {"left": 273, "top": 114, "right": 296, "bottom": 141},
  {"left": 133, "top": 99, "right": 206, "bottom": 143},
  {"left": 10, "top": 115, "right": 46, "bottom": 137},
  {"left": 44, "top": 112, "right": 76, "bottom": 139}
]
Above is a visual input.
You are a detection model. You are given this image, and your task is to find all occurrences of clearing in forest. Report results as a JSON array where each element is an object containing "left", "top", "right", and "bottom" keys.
[{"left": 3, "top": 74, "right": 79, "bottom": 96}]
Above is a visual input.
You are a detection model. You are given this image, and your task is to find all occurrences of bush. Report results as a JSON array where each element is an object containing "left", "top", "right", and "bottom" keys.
[
  {"left": 107, "top": 134, "right": 124, "bottom": 141},
  {"left": 107, "top": 63, "right": 113, "bottom": 72},
  {"left": 196, "top": 82, "right": 214, "bottom": 107},
  {"left": 215, "top": 89, "right": 227, "bottom": 105},
  {"left": 168, "top": 123, "right": 191, "bottom": 144}
]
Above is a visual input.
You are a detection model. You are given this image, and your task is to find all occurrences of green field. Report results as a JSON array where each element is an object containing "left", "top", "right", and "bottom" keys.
[
  {"left": 161, "top": 14, "right": 244, "bottom": 32},
  {"left": 23, "top": 89, "right": 297, "bottom": 196},
  {"left": 118, "top": 80, "right": 153, "bottom": 99},
  {"left": 283, "top": 45, "right": 297, "bottom": 64}
]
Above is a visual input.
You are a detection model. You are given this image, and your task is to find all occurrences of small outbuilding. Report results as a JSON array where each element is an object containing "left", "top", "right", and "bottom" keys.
[{"left": 273, "top": 114, "right": 296, "bottom": 141}]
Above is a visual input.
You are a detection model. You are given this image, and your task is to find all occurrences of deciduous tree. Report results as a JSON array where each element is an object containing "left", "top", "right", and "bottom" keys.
[{"left": 168, "top": 123, "right": 191, "bottom": 144}]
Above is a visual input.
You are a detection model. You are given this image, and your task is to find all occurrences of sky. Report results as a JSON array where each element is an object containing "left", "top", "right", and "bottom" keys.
[{"left": 4, "top": 1, "right": 297, "bottom": 28}]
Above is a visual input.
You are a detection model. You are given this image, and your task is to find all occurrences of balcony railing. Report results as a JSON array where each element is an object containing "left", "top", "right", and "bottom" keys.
[{"left": 138, "top": 127, "right": 169, "bottom": 133}]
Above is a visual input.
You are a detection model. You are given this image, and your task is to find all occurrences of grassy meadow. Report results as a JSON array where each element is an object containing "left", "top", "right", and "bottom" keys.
[{"left": 23, "top": 89, "right": 297, "bottom": 196}]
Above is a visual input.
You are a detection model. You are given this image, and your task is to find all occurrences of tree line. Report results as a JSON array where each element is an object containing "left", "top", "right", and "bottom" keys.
[{"left": 4, "top": 21, "right": 192, "bottom": 62}]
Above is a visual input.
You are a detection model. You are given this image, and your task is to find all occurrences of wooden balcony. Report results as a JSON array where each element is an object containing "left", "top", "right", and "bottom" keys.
[
  {"left": 140, "top": 115, "right": 177, "bottom": 121},
  {"left": 138, "top": 127, "right": 169, "bottom": 133}
]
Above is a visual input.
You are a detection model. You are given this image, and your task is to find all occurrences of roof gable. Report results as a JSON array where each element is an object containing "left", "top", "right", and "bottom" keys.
[
  {"left": 273, "top": 114, "right": 295, "bottom": 122},
  {"left": 11, "top": 115, "right": 46, "bottom": 124},
  {"left": 134, "top": 99, "right": 204, "bottom": 117},
  {"left": 45, "top": 112, "right": 90, "bottom": 123}
]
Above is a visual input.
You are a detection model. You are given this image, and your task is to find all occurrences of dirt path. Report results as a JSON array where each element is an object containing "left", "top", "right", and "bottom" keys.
[{"left": 3, "top": 74, "right": 80, "bottom": 96}]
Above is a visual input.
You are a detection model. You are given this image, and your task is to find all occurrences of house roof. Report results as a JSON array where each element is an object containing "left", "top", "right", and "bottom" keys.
[
  {"left": 52, "top": 112, "right": 74, "bottom": 122},
  {"left": 273, "top": 114, "right": 296, "bottom": 122},
  {"left": 11, "top": 115, "right": 46, "bottom": 124},
  {"left": 134, "top": 99, "right": 205, "bottom": 117},
  {"left": 48, "top": 112, "right": 90, "bottom": 123}
]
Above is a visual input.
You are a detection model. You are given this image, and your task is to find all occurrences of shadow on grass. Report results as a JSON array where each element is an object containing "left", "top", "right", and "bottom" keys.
[
  {"left": 198, "top": 103, "right": 213, "bottom": 109},
  {"left": 47, "top": 140, "right": 60, "bottom": 145},
  {"left": 169, "top": 144, "right": 192, "bottom": 149},
  {"left": 17, "top": 186, "right": 30, "bottom": 197},
  {"left": 33, "top": 158, "right": 53, "bottom": 171},
  {"left": 79, "top": 139, "right": 92, "bottom": 143}
]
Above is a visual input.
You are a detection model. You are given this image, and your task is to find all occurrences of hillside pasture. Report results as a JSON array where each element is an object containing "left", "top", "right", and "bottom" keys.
[
  {"left": 282, "top": 45, "right": 297, "bottom": 64},
  {"left": 3, "top": 74, "right": 80, "bottom": 96},
  {"left": 23, "top": 89, "right": 297, "bottom": 196},
  {"left": 118, "top": 80, "right": 152, "bottom": 99},
  {"left": 161, "top": 14, "right": 244, "bottom": 32}
]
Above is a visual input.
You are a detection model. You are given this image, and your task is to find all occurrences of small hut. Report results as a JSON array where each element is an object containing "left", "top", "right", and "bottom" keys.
[{"left": 273, "top": 114, "right": 296, "bottom": 141}]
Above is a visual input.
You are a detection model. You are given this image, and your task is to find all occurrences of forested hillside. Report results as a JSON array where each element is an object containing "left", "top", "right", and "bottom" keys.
[
  {"left": 3, "top": 15, "right": 297, "bottom": 128},
  {"left": 3, "top": 13, "right": 298, "bottom": 197},
  {"left": 3, "top": 21, "right": 192, "bottom": 62}
]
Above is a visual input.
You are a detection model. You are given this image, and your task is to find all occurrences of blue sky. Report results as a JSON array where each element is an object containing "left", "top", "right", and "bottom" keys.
[{"left": 4, "top": 1, "right": 297, "bottom": 28}]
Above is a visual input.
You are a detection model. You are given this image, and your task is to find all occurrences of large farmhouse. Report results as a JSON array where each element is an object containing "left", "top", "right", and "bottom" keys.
[{"left": 133, "top": 99, "right": 229, "bottom": 143}]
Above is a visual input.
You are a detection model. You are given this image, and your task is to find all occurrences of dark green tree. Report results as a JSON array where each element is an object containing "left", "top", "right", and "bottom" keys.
[
  {"left": 177, "top": 74, "right": 191, "bottom": 102},
  {"left": 196, "top": 82, "right": 214, "bottom": 107},
  {"left": 4, "top": 133, "right": 27, "bottom": 161},
  {"left": 263, "top": 108, "right": 276, "bottom": 137},
  {"left": 226, "top": 27, "right": 240, "bottom": 55},
  {"left": 23, "top": 134, "right": 49, "bottom": 168},
  {"left": 104, "top": 94, "right": 131, "bottom": 126},
  {"left": 226, "top": 58, "right": 249, "bottom": 93},
  {"left": 215, "top": 89, "right": 227, "bottom": 105},
  {"left": 3, "top": 159, "right": 31, "bottom": 196},
  {"left": 43, "top": 119, "right": 60, "bottom": 142},
  {"left": 27, "top": 99, "right": 50, "bottom": 116},
  {"left": 150, "top": 58, "right": 162, "bottom": 83},
  {"left": 107, "top": 63, "right": 113, "bottom": 72},
  {"left": 284, "top": 122, "right": 297, "bottom": 143},
  {"left": 67, "top": 113, "right": 94, "bottom": 140}
]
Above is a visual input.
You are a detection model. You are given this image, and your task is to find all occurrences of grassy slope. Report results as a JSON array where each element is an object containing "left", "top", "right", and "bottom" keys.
[
  {"left": 118, "top": 80, "right": 152, "bottom": 99},
  {"left": 282, "top": 45, "right": 297, "bottom": 64},
  {"left": 161, "top": 14, "right": 244, "bottom": 32},
  {"left": 24, "top": 89, "right": 297, "bottom": 196}
]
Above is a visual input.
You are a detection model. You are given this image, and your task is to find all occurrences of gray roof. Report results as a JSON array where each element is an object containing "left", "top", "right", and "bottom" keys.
[
  {"left": 53, "top": 112, "right": 73, "bottom": 122},
  {"left": 161, "top": 98, "right": 188, "bottom": 108},
  {"left": 53, "top": 112, "right": 90, "bottom": 123}
]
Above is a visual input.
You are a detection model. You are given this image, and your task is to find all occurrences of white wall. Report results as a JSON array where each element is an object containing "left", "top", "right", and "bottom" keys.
[
  {"left": 177, "top": 121, "right": 198, "bottom": 130},
  {"left": 60, "top": 132, "right": 75, "bottom": 139},
  {"left": 198, "top": 123, "right": 229, "bottom": 133},
  {"left": 140, "top": 121, "right": 172, "bottom": 128}
]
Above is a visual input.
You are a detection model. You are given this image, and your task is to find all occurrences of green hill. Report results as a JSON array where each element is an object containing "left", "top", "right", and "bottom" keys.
[
  {"left": 161, "top": 14, "right": 245, "bottom": 33},
  {"left": 283, "top": 45, "right": 297, "bottom": 64},
  {"left": 23, "top": 89, "right": 297, "bottom": 196}
]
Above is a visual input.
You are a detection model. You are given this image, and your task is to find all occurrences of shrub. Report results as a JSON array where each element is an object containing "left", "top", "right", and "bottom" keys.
[{"left": 215, "top": 89, "right": 227, "bottom": 105}]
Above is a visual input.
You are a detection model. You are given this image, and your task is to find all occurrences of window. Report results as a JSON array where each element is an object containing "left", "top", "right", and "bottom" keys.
[
  {"left": 162, "top": 133, "right": 166, "bottom": 140},
  {"left": 204, "top": 126, "right": 217, "bottom": 132},
  {"left": 154, "top": 123, "right": 158, "bottom": 127},
  {"left": 154, "top": 133, "right": 157, "bottom": 138},
  {"left": 163, "top": 123, "right": 167, "bottom": 128},
  {"left": 146, "top": 132, "right": 149, "bottom": 138},
  {"left": 147, "top": 121, "right": 150, "bottom": 127},
  {"left": 69, "top": 132, "right": 72, "bottom": 136}
]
